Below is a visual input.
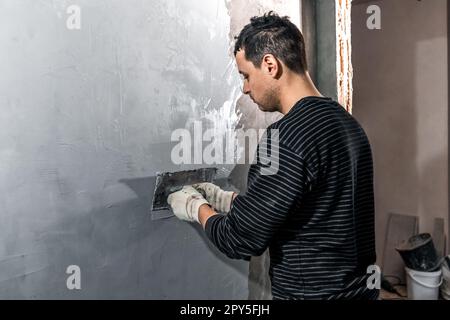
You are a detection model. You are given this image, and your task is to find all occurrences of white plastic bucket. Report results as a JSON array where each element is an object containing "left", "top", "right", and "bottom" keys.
[
  {"left": 441, "top": 262, "right": 450, "bottom": 300},
  {"left": 405, "top": 267, "right": 442, "bottom": 300}
]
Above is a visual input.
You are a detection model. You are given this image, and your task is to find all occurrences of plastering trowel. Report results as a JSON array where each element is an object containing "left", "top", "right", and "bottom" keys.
[{"left": 151, "top": 167, "right": 217, "bottom": 212}]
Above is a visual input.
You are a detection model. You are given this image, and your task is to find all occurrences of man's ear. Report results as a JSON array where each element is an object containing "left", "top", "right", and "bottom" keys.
[{"left": 262, "top": 54, "right": 281, "bottom": 79}]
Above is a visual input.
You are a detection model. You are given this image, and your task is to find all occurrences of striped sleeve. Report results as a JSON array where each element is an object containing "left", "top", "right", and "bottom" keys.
[{"left": 205, "top": 140, "right": 314, "bottom": 260}]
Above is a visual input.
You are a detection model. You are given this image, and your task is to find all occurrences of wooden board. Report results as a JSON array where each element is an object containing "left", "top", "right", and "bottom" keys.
[
  {"left": 432, "top": 218, "right": 446, "bottom": 259},
  {"left": 382, "top": 213, "right": 418, "bottom": 285}
]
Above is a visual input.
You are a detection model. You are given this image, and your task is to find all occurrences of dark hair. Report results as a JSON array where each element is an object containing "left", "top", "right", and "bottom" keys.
[{"left": 234, "top": 11, "right": 308, "bottom": 75}]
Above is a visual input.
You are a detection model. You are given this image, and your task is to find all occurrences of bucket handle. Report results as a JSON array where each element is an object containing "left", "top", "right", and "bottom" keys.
[{"left": 409, "top": 272, "right": 443, "bottom": 289}]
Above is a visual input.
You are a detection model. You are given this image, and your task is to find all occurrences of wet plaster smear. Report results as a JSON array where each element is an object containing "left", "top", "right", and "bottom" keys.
[{"left": 0, "top": 0, "right": 298, "bottom": 298}]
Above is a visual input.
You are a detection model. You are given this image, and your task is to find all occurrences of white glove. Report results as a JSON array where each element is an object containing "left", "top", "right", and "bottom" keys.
[
  {"left": 192, "top": 183, "right": 235, "bottom": 214},
  {"left": 167, "top": 186, "right": 209, "bottom": 223}
]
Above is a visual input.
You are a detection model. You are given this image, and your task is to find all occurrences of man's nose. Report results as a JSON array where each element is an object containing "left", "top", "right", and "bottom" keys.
[{"left": 242, "top": 82, "right": 250, "bottom": 95}]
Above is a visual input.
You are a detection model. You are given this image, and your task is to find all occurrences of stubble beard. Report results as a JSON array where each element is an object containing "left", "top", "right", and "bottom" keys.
[{"left": 258, "top": 85, "right": 281, "bottom": 113}]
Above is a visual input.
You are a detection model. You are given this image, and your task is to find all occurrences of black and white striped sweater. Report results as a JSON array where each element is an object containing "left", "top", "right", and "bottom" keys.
[{"left": 206, "top": 96, "right": 378, "bottom": 300}]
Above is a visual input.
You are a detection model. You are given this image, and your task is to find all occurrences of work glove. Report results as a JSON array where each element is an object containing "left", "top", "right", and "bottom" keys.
[
  {"left": 167, "top": 186, "right": 209, "bottom": 223},
  {"left": 192, "top": 183, "right": 235, "bottom": 214}
]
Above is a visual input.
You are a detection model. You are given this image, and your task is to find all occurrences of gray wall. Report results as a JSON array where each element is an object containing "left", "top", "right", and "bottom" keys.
[
  {"left": 301, "top": 0, "right": 338, "bottom": 101},
  {"left": 315, "top": 0, "right": 338, "bottom": 101},
  {"left": 0, "top": 0, "right": 248, "bottom": 299},
  {"left": 352, "top": 0, "right": 448, "bottom": 264},
  {"left": 0, "top": 0, "right": 301, "bottom": 299}
]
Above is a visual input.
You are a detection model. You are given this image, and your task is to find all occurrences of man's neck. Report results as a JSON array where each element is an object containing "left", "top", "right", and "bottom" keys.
[{"left": 278, "top": 72, "right": 323, "bottom": 115}]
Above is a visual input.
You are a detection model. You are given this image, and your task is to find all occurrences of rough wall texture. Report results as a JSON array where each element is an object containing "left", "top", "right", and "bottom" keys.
[
  {"left": 336, "top": 0, "right": 353, "bottom": 112},
  {"left": 352, "top": 0, "right": 448, "bottom": 264}
]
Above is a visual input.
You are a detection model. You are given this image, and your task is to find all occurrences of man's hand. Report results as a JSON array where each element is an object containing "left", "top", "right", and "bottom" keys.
[
  {"left": 167, "top": 186, "right": 209, "bottom": 223},
  {"left": 192, "top": 183, "right": 236, "bottom": 214}
]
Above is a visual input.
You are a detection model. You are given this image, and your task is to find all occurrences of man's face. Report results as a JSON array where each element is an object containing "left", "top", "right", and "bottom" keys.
[{"left": 235, "top": 50, "right": 280, "bottom": 112}]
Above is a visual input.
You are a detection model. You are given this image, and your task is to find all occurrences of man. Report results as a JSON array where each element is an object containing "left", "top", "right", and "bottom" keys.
[{"left": 168, "top": 12, "right": 378, "bottom": 300}]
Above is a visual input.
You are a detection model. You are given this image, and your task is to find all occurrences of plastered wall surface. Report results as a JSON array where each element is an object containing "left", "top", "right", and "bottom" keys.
[
  {"left": 352, "top": 0, "right": 448, "bottom": 263},
  {"left": 0, "top": 0, "right": 299, "bottom": 299}
]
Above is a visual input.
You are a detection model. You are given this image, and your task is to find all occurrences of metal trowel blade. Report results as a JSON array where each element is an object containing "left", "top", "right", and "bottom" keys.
[{"left": 151, "top": 167, "right": 217, "bottom": 212}]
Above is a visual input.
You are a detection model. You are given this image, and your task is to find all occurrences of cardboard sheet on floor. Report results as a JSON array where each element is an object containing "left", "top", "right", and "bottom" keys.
[{"left": 432, "top": 217, "right": 446, "bottom": 259}]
